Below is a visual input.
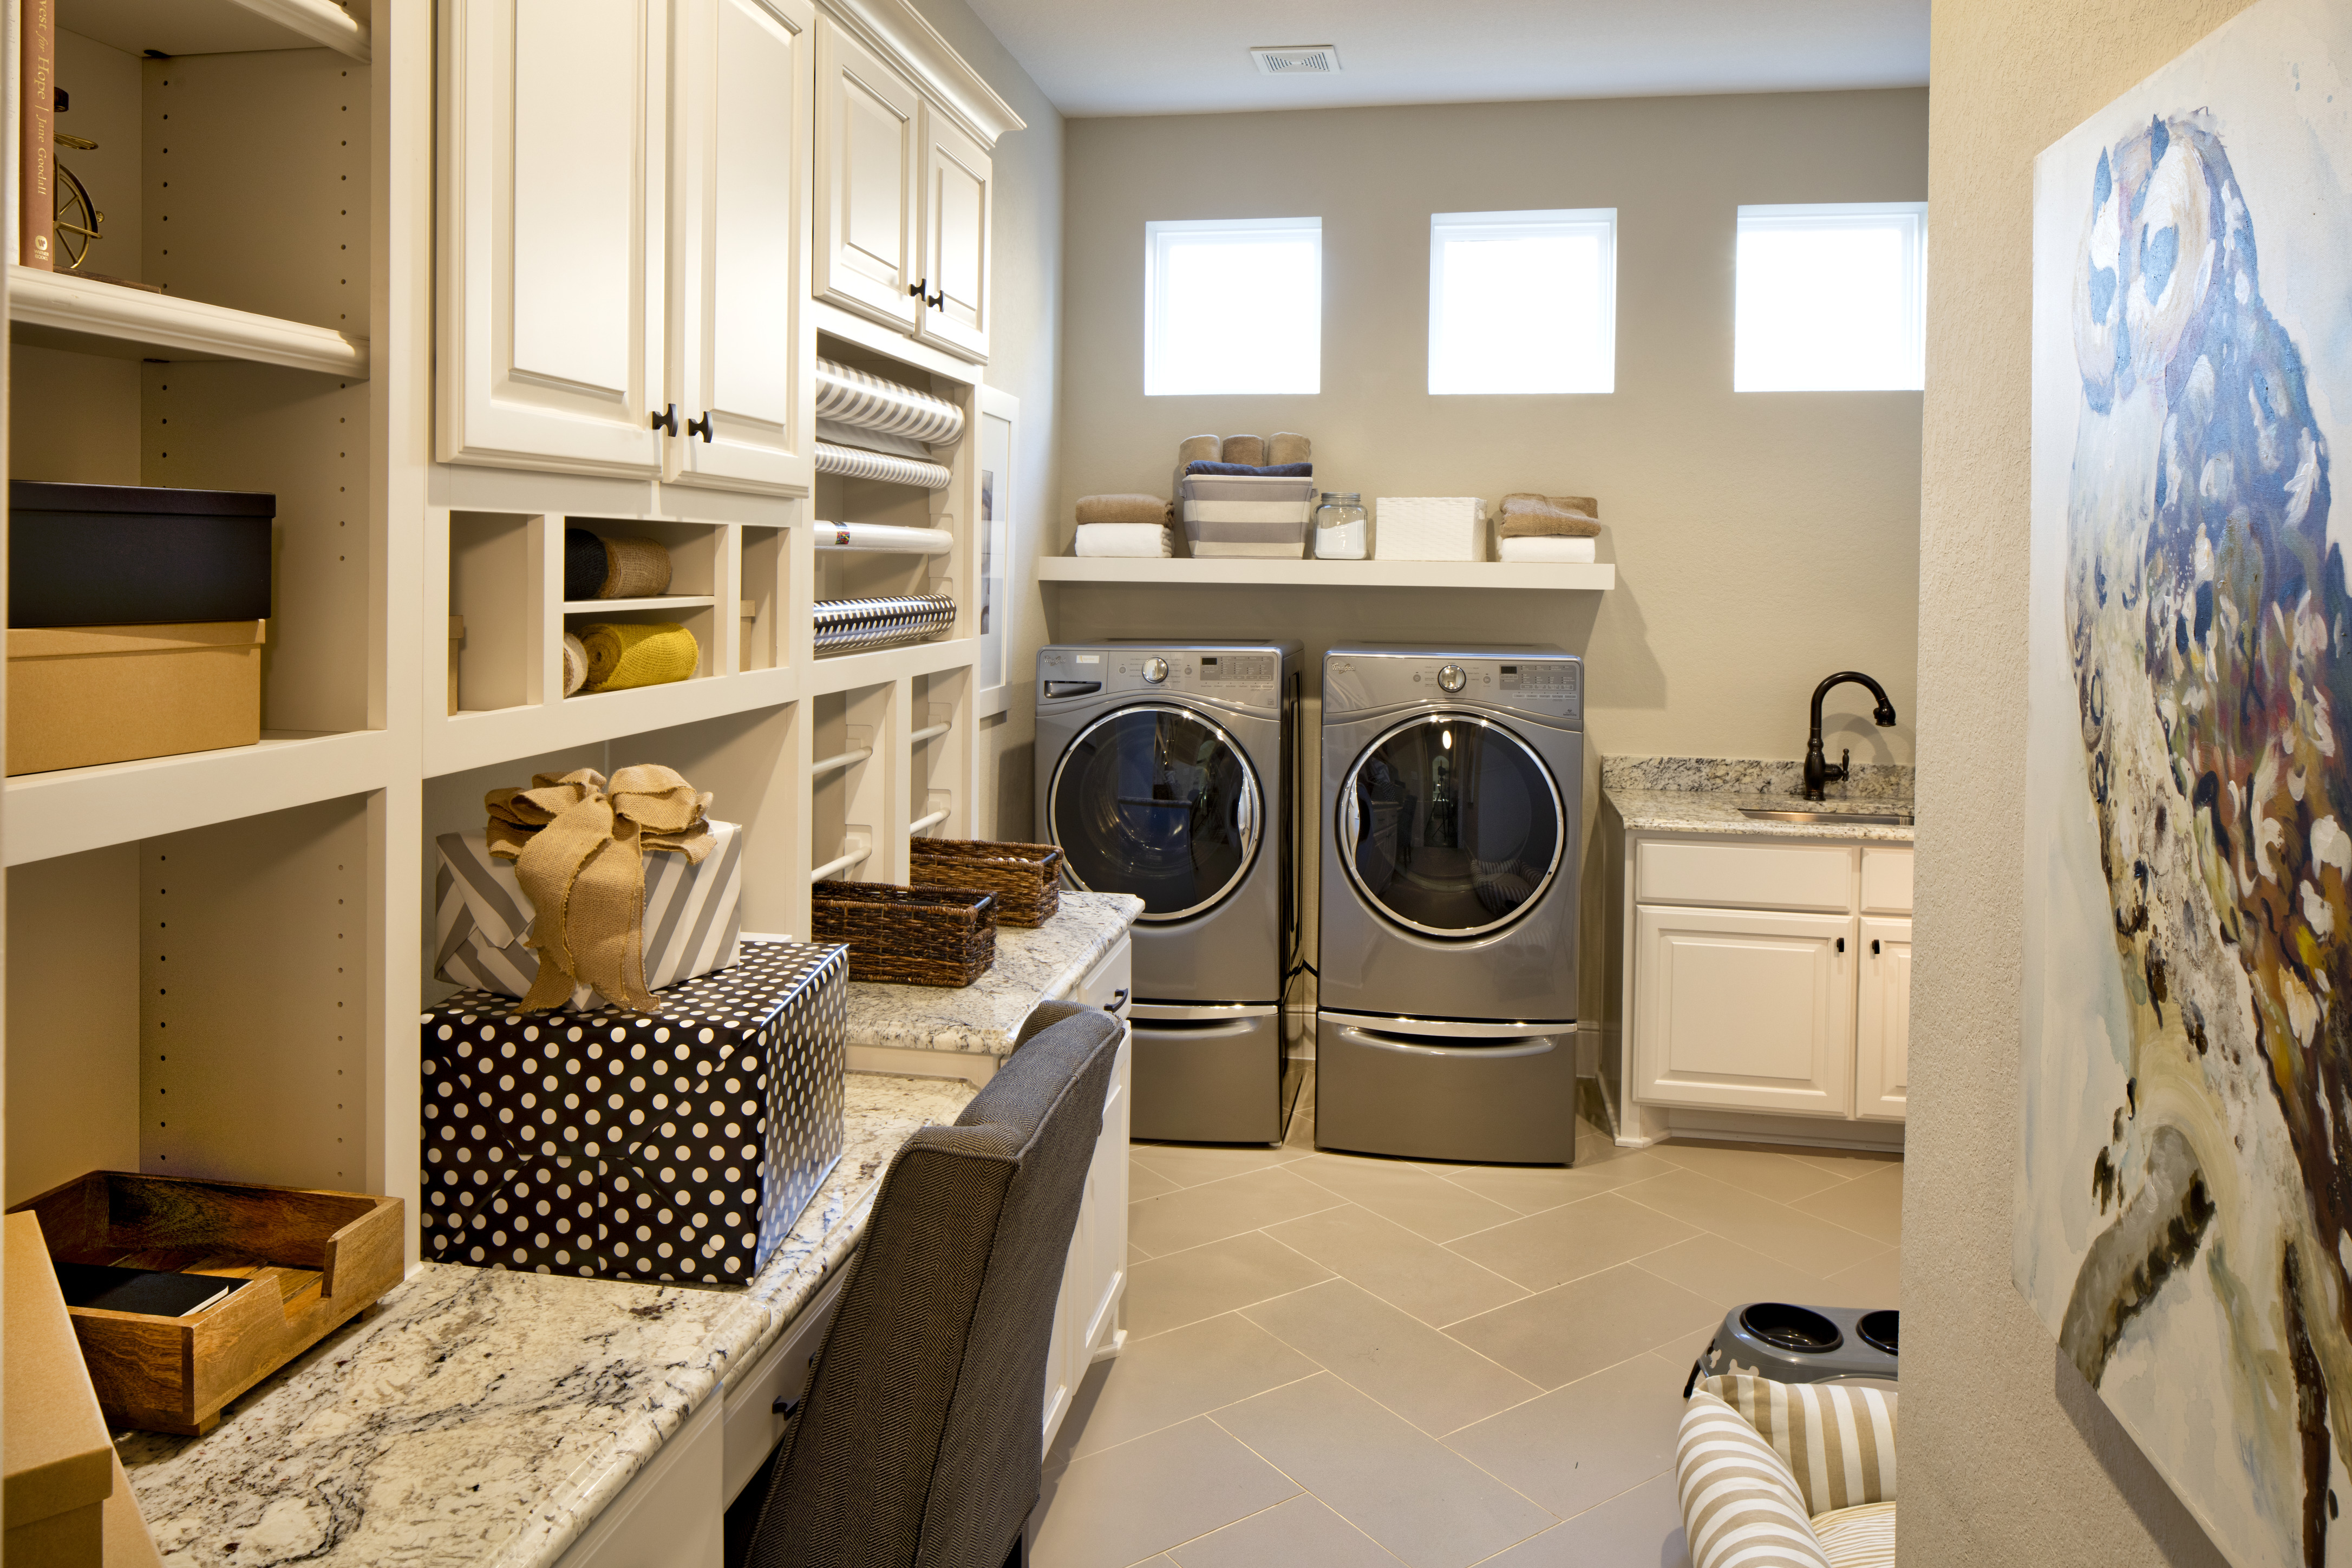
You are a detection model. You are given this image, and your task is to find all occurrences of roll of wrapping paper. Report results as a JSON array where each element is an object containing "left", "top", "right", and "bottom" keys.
[
  {"left": 563, "top": 527, "right": 675, "bottom": 600},
  {"left": 813, "top": 441, "right": 952, "bottom": 492},
  {"left": 812, "top": 594, "right": 957, "bottom": 656},
  {"left": 576, "top": 621, "right": 698, "bottom": 691},
  {"left": 813, "top": 521, "right": 954, "bottom": 554},
  {"left": 561, "top": 632, "right": 590, "bottom": 696},
  {"left": 813, "top": 358, "right": 966, "bottom": 445}
]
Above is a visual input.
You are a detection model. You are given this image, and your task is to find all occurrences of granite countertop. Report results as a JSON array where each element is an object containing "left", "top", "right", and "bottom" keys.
[
  {"left": 839, "top": 890, "right": 1143, "bottom": 1059},
  {"left": 1602, "top": 756, "right": 1916, "bottom": 844},
  {"left": 120, "top": 1072, "right": 977, "bottom": 1568}
]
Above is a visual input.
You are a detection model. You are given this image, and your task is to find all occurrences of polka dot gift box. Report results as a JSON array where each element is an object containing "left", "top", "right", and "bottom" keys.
[{"left": 420, "top": 937, "right": 847, "bottom": 1284}]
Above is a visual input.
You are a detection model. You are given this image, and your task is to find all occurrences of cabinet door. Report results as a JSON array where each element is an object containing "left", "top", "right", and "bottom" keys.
[
  {"left": 911, "top": 104, "right": 990, "bottom": 362},
  {"left": 813, "top": 15, "right": 922, "bottom": 330},
  {"left": 1854, "top": 917, "right": 1911, "bottom": 1122},
  {"left": 1043, "top": 1024, "right": 1129, "bottom": 1453},
  {"left": 440, "top": 0, "right": 668, "bottom": 476},
  {"left": 1635, "top": 905, "right": 1856, "bottom": 1117},
  {"left": 668, "top": 0, "right": 813, "bottom": 493}
]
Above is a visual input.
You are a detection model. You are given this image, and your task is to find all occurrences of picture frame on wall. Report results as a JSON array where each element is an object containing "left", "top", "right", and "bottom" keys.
[{"left": 974, "top": 385, "right": 1019, "bottom": 717}]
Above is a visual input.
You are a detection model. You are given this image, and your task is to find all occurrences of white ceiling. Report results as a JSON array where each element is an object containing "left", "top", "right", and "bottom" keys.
[{"left": 962, "top": 0, "right": 1929, "bottom": 119}]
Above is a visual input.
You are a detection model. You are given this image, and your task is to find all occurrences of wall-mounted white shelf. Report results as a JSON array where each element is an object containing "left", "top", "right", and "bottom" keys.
[
  {"left": 9, "top": 267, "right": 370, "bottom": 377},
  {"left": 56, "top": 0, "right": 369, "bottom": 59},
  {"left": 561, "top": 596, "right": 720, "bottom": 613},
  {"left": 806, "top": 634, "right": 977, "bottom": 697},
  {"left": 429, "top": 666, "right": 800, "bottom": 779},
  {"left": 1037, "top": 556, "right": 1616, "bottom": 590}
]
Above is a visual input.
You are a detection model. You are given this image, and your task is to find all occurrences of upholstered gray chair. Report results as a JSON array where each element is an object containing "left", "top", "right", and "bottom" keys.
[{"left": 740, "top": 999, "right": 1122, "bottom": 1568}]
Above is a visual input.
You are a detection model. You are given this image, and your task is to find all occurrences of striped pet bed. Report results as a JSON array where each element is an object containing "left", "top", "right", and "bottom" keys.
[{"left": 1677, "top": 1378, "right": 1898, "bottom": 1568}]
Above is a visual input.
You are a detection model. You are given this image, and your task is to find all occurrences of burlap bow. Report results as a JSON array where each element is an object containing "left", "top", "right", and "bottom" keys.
[{"left": 485, "top": 766, "right": 716, "bottom": 1011}]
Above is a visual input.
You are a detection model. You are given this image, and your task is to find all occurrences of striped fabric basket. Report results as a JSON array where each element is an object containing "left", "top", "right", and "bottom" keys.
[{"left": 1180, "top": 472, "right": 1315, "bottom": 558}]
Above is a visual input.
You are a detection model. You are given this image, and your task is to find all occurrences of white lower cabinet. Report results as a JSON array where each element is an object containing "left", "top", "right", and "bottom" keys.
[
  {"left": 1043, "top": 937, "right": 1132, "bottom": 1452},
  {"left": 1631, "top": 838, "right": 1912, "bottom": 1125},
  {"left": 554, "top": 1395, "right": 724, "bottom": 1568}
]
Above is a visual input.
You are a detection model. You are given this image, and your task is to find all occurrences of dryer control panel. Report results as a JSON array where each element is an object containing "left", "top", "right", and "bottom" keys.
[
  {"left": 1040, "top": 646, "right": 1284, "bottom": 708},
  {"left": 1325, "top": 649, "right": 1583, "bottom": 723}
]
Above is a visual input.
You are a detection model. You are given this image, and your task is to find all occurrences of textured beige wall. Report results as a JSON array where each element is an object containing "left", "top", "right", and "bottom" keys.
[
  {"left": 906, "top": 0, "right": 1062, "bottom": 840},
  {"left": 1055, "top": 92, "right": 1928, "bottom": 774},
  {"left": 1905, "top": 0, "right": 2253, "bottom": 1562}
]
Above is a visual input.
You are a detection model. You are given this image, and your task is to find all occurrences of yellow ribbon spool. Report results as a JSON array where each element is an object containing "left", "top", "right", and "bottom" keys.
[{"left": 577, "top": 621, "right": 698, "bottom": 693}]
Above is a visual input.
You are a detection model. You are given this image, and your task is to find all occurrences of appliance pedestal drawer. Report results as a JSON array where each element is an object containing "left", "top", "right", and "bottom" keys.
[
  {"left": 1315, "top": 1014, "right": 1576, "bottom": 1165},
  {"left": 1131, "top": 1004, "right": 1281, "bottom": 1143}
]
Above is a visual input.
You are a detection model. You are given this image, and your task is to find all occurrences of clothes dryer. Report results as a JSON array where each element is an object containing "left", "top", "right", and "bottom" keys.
[
  {"left": 1317, "top": 645, "right": 1583, "bottom": 1164},
  {"left": 1036, "top": 642, "right": 1303, "bottom": 1142}
]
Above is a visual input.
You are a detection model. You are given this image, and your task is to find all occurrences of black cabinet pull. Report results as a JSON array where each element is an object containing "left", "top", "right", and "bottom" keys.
[
  {"left": 908, "top": 276, "right": 928, "bottom": 298},
  {"left": 1836, "top": 937, "right": 1846, "bottom": 953},
  {"left": 1871, "top": 939, "right": 1881, "bottom": 955},
  {"left": 650, "top": 403, "right": 677, "bottom": 436},
  {"left": 1104, "top": 988, "right": 1128, "bottom": 1014},
  {"left": 925, "top": 288, "right": 945, "bottom": 309},
  {"left": 687, "top": 413, "right": 713, "bottom": 443},
  {"left": 773, "top": 1395, "right": 800, "bottom": 1417}
]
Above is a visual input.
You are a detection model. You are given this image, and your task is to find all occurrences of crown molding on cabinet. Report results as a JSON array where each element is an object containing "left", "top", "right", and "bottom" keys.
[{"left": 819, "top": 0, "right": 1025, "bottom": 148}]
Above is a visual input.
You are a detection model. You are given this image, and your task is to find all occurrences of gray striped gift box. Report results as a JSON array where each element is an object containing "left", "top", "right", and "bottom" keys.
[
  {"left": 433, "top": 821, "right": 745, "bottom": 1009},
  {"left": 1180, "top": 472, "right": 1316, "bottom": 557}
]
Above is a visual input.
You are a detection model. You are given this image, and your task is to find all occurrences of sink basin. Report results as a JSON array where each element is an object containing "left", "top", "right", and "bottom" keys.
[{"left": 1738, "top": 807, "right": 1914, "bottom": 826}]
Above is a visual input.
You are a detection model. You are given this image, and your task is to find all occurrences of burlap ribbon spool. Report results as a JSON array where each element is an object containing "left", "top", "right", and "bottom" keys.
[
  {"left": 485, "top": 766, "right": 716, "bottom": 1011},
  {"left": 578, "top": 621, "right": 698, "bottom": 691}
]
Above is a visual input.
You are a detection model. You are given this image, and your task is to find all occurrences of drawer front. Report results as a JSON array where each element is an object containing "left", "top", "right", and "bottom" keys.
[
  {"left": 1636, "top": 838, "right": 1856, "bottom": 913},
  {"left": 1860, "top": 847, "right": 1915, "bottom": 915},
  {"left": 721, "top": 1266, "right": 852, "bottom": 1505},
  {"left": 1058, "top": 934, "right": 1132, "bottom": 1016}
]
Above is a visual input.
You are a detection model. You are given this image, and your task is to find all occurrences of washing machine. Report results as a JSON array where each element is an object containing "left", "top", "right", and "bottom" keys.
[
  {"left": 1318, "top": 645, "right": 1583, "bottom": 1164},
  {"left": 1036, "top": 642, "right": 1303, "bottom": 1143}
]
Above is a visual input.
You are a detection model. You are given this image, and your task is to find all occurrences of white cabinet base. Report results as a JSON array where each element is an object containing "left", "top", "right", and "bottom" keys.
[{"left": 554, "top": 1396, "right": 724, "bottom": 1568}]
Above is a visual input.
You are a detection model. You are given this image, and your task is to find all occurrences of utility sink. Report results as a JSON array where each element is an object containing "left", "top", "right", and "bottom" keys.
[{"left": 1738, "top": 807, "right": 1914, "bottom": 826}]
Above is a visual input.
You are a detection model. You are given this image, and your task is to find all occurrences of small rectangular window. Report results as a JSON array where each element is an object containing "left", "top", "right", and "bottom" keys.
[
  {"left": 1145, "top": 217, "right": 1322, "bottom": 396},
  {"left": 1428, "top": 210, "right": 1616, "bottom": 395},
  {"left": 1735, "top": 203, "right": 1927, "bottom": 391}
]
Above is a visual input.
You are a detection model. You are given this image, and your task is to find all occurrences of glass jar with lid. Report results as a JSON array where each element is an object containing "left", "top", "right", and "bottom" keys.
[{"left": 1313, "top": 492, "right": 1367, "bottom": 560}]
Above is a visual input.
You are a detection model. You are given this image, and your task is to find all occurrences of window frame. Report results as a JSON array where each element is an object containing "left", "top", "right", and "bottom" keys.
[
  {"left": 1733, "top": 201, "right": 1929, "bottom": 393},
  {"left": 1426, "top": 208, "right": 1618, "bottom": 396},
  {"left": 1143, "top": 216, "right": 1324, "bottom": 397}
]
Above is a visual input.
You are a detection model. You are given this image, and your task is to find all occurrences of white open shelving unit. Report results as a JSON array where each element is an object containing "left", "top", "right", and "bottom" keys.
[
  {"left": 2, "top": 0, "right": 1014, "bottom": 1272},
  {"left": 1038, "top": 556, "right": 1616, "bottom": 590}
]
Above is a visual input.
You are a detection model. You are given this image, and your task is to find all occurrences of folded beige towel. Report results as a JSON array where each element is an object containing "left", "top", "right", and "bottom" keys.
[
  {"left": 1177, "top": 435, "right": 1222, "bottom": 466},
  {"left": 1268, "top": 432, "right": 1312, "bottom": 466},
  {"left": 1220, "top": 435, "right": 1267, "bottom": 467},
  {"left": 1498, "top": 493, "right": 1601, "bottom": 538},
  {"left": 1076, "top": 493, "right": 1173, "bottom": 525}
]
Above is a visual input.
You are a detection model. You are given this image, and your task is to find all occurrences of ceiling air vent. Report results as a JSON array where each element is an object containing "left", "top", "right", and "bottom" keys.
[{"left": 1250, "top": 45, "right": 1341, "bottom": 76}]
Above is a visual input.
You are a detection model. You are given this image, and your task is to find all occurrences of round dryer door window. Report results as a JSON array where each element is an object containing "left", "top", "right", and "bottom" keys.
[
  {"left": 1340, "top": 713, "right": 1563, "bottom": 938},
  {"left": 1049, "top": 703, "right": 1263, "bottom": 921}
]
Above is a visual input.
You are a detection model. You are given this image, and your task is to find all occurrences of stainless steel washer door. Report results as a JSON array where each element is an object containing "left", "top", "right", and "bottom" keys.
[
  {"left": 1338, "top": 713, "right": 1563, "bottom": 938},
  {"left": 1048, "top": 703, "right": 1263, "bottom": 922}
]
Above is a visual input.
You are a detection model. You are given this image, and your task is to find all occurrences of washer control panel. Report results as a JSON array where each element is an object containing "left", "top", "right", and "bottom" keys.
[
  {"left": 1038, "top": 646, "right": 1284, "bottom": 706},
  {"left": 1325, "top": 649, "right": 1582, "bottom": 721}
]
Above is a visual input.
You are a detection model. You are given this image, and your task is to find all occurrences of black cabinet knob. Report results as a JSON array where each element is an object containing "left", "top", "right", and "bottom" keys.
[
  {"left": 908, "top": 276, "right": 928, "bottom": 298},
  {"left": 650, "top": 403, "right": 677, "bottom": 436},
  {"left": 773, "top": 1395, "right": 800, "bottom": 1417},
  {"left": 1871, "top": 939, "right": 1881, "bottom": 955},
  {"left": 1836, "top": 937, "right": 1846, "bottom": 953},
  {"left": 687, "top": 413, "right": 714, "bottom": 443}
]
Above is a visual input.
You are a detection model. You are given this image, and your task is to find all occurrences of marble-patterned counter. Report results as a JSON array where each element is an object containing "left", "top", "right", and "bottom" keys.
[
  {"left": 838, "top": 890, "right": 1142, "bottom": 1061},
  {"left": 1603, "top": 755, "right": 1916, "bottom": 844},
  {"left": 120, "top": 1072, "right": 976, "bottom": 1568}
]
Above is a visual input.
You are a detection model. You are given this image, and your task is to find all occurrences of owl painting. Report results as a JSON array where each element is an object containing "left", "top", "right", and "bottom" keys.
[{"left": 2022, "top": 3, "right": 2352, "bottom": 1562}]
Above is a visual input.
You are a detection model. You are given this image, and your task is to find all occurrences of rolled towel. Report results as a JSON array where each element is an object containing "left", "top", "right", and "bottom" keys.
[
  {"left": 1220, "top": 435, "right": 1267, "bottom": 466},
  {"left": 1177, "top": 435, "right": 1222, "bottom": 466},
  {"left": 1267, "top": 432, "right": 1312, "bottom": 466},
  {"left": 1074, "top": 493, "right": 1173, "bottom": 525},
  {"left": 1186, "top": 461, "right": 1312, "bottom": 478},
  {"left": 1075, "top": 523, "right": 1174, "bottom": 558},
  {"left": 561, "top": 632, "right": 590, "bottom": 696},
  {"left": 1497, "top": 535, "right": 1598, "bottom": 563},
  {"left": 576, "top": 621, "right": 698, "bottom": 692},
  {"left": 1497, "top": 494, "right": 1601, "bottom": 538}
]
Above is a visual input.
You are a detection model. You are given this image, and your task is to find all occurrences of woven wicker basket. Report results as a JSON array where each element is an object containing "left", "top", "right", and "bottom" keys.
[
  {"left": 908, "top": 838, "right": 1064, "bottom": 926},
  {"left": 809, "top": 881, "right": 997, "bottom": 986}
]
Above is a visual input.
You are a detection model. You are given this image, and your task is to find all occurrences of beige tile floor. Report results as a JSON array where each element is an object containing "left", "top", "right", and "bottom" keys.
[{"left": 1030, "top": 1069, "right": 1902, "bottom": 1568}]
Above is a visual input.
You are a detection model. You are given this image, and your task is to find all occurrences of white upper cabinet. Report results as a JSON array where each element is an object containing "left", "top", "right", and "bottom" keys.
[
  {"left": 913, "top": 109, "right": 991, "bottom": 361},
  {"left": 441, "top": 0, "right": 669, "bottom": 476},
  {"left": 813, "top": 16, "right": 923, "bottom": 331},
  {"left": 669, "top": 0, "right": 816, "bottom": 493}
]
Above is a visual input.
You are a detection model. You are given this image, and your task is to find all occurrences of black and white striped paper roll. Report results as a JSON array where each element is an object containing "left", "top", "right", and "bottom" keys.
[
  {"left": 813, "top": 440, "right": 953, "bottom": 491},
  {"left": 813, "top": 358, "right": 966, "bottom": 445},
  {"left": 812, "top": 593, "right": 957, "bottom": 656}
]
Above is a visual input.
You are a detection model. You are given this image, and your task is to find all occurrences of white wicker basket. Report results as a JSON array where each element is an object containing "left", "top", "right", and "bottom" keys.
[{"left": 1374, "top": 497, "right": 1488, "bottom": 561}]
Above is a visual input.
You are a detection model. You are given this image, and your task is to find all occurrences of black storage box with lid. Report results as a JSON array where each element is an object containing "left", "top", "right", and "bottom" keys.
[
  {"left": 420, "top": 938, "right": 849, "bottom": 1285},
  {"left": 9, "top": 481, "right": 273, "bottom": 627}
]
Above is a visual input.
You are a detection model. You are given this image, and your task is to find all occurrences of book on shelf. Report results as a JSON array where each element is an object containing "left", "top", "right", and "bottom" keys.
[{"left": 18, "top": 0, "right": 54, "bottom": 270}]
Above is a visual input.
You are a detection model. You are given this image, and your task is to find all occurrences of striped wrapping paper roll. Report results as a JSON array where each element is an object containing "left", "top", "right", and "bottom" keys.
[
  {"left": 814, "top": 441, "right": 952, "bottom": 491},
  {"left": 813, "top": 521, "right": 953, "bottom": 554},
  {"left": 812, "top": 593, "right": 957, "bottom": 656},
  {"left": 813, "top": 357, "right": 966, "bottom": 445}
]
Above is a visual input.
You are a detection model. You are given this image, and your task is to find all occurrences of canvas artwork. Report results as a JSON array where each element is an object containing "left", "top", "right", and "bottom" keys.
[{"left": 2021, "top": 0, "right": 2352, "bottom": 1562}]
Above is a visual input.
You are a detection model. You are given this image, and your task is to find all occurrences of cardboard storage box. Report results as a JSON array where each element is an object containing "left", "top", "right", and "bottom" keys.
[
  {"left": 421, "top": 937, "right": 848, "bottom": 1284},
  {"left": 6, "top": 620, "right": 265, "bottom": 776}
]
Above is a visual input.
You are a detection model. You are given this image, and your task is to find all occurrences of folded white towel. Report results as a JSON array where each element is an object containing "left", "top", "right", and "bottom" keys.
[
  {"left": 1497, "top": 535, "right": 1597, "bottom": 563},
  {"left": 1075, "top": 523, "right": 1173, "bottom": 558}
]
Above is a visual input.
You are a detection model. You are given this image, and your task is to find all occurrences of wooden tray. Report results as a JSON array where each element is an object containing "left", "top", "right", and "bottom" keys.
[
  {"left": 10, "top": 1171, "right": 403, "bottom": 1435},
  {"left": 811, "top": 881, "right": 997, "bottom": 986},
  {"left": 909, "top": 837, "right": 1063, "bottom": 926}
]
